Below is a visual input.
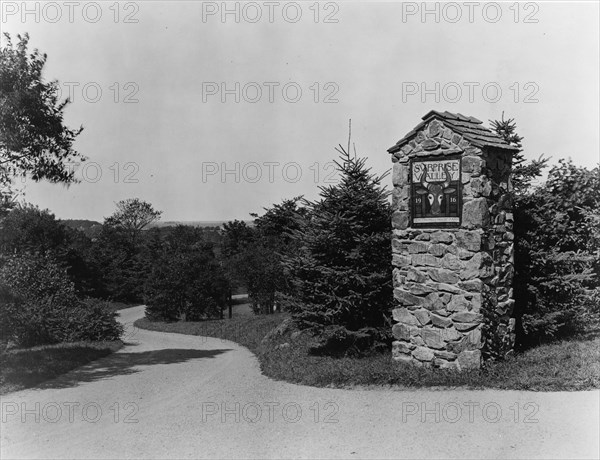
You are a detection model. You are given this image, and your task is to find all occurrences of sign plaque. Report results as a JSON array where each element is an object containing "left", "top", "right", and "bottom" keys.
[{"left": 411, "top": 157, "right": 461, "bottom": 228}]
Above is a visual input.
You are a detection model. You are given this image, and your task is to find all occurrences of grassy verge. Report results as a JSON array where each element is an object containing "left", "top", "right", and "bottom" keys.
[
  {"left": 103, "top": 301, "right": 140, "bottom": 313},
  {"left": 0, "top": 341, "right": 123, "bottom": 395},
  {"left": 135, "top": 314, "right": 600, "bottom": 391},
  {"left": 136, "top": 313, "right": 285, "bottom": 351}
]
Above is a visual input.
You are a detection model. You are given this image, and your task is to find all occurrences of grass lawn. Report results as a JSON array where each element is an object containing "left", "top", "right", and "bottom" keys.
[
  {"left": 136, "top": 312, "right": 600, "bottom": 391},
  {"left": 0, "top": 341, "right": 123, "bottom": 395}
]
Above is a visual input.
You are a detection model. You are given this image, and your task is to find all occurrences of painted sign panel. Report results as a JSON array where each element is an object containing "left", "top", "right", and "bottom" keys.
[{"left": 411, "top": 157, "right": 461, "bottom": 227}]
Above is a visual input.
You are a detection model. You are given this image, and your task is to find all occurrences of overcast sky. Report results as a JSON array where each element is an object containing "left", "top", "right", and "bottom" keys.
[{"left": 2, "top": 1, "right": 599, "bottom": 222}]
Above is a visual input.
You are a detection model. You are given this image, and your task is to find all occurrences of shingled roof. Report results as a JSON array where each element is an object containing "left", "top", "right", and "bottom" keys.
[{"left": 388, "top": 110, "right": 520, "bottom": 154}]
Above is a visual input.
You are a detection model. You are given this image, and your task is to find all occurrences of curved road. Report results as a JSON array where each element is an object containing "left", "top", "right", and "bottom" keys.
[{"left": 1, "top": 306, "right": 598, "bottom": 459}]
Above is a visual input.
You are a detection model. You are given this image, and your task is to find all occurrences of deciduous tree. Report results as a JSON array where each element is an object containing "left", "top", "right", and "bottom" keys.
[{"left": 0, "top": 33, "right": 84, "bottom": 211}]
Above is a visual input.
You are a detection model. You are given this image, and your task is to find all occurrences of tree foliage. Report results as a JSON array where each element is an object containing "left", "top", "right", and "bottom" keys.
[
  {"left": 513, "top": 160, "right": 600, "bottom": 346},
  {"left": 144, "top": 226, "right": 229, "bottom": 322},
  {"left": 0, "top": 203, "right": 103, "bottom": 297},
  {"left": 490, "top": 113, "right": 547, "bottom": 195},
  {"left": 104, "top": 198, "right": 162, "bottom": 246},
  {"left": 0, "top": 203, "right": 70, "bottom": 254},
  {"left": 281, "top": 146, "right": 393, "bottom": 341},
  {"left": 222, "top": 198, "right": 308, "bottom": 315},
  {"left": 0, "top": 254, "right": 122, "bottom": 347},
  {"left": 88, "top": 198, "right": 163, "bottom": 302},
  {"left": 0, "top": 33, "right": 84, "bottom": 209},
  {"left": 491, "top": 116, "right": 600, "bottom": 347}
]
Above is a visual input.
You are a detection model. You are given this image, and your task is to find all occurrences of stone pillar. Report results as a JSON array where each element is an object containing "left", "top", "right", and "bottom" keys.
[{"left": 389, "top": 116, "right": 516, "bottom": 370}]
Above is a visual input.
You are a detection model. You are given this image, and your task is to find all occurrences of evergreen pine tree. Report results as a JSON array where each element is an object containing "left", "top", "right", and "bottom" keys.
[{"left": 281, "top": 145, "right": 393, "bottom": 339}]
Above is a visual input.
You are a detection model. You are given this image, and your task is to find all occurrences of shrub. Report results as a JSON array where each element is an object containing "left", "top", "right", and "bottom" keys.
[
  {"left": 0, "top": 254, "right": 123, "bottom": 347},
  {"left": 144, "top": 227, "right": 229, "bottom": 322},
  {"left": 513, "top": 160, "right": 600, "bottom": 347},
  {"left": 281, "top": 146, "right": 393, "bottom": 354},
  {"left": 307, "top": 325, "right": 392, "bottom": 357}
]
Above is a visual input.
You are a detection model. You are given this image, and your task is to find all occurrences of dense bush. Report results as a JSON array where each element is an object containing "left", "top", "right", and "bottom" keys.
[
  {"left": 0, "top": 254, "right": 123, "bottom": 347},
  {"left": 221, "top": 199, "right": 308, "bottom": 315},
  {"left": 513, "top": 160, "right": 600, "bottom": 347},
  {"left": 0, "top": 204, "right": 104, "bottom": 297},
  {"left": 144, "top": 226, "right": 229, "bottom": 322},
  {"left": 281, "top": 147, "right": 393, "bottom": 354}
]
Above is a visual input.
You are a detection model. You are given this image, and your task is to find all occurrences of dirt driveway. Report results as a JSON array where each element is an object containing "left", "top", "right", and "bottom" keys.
[{"left": 1, "top": 305, "right": 598, "bottom": 459}]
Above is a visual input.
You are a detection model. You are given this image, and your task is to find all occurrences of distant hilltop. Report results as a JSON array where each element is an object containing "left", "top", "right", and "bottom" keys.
[
  {"left": 60, "top": 219, "right": 253, "bottom": 237},
  {"left": 148, "top": 220, "right": 254, "bottom": 228}
]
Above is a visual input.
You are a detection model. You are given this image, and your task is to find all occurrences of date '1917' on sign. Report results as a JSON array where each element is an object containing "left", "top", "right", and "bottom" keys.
[{"left": 411, "top": 158, "right": 461, "bottom": 227}]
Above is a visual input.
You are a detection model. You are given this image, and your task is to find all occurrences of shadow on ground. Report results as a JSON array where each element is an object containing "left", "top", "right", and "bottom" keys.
[{"left": 28, "top": 347, "right": 232, "bottom": 391}]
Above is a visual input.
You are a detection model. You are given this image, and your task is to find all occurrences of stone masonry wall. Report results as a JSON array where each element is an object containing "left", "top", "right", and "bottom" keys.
[{"left": 390, "top": 119, "right": 515, "bottom": 370}]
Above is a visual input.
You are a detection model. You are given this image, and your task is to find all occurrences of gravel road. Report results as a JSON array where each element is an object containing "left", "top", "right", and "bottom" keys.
[{"left": 1, "top": 305, "right": 598, "bottom": 459}]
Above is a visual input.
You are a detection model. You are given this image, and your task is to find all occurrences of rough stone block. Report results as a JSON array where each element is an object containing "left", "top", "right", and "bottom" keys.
[
  {"left": 454, "top": 322, "right": 479, "bottom": 332},
  {"left": 392, "top": 254, "right": 412, "bottom": 268},
  {"left": 455, "top": 230, "right": 482, "bottom": 251},
  {"left": 395, "top": 184, "right": 410, "bottom": 202},
  {"left": 429, "top": 120, "right": 442, "bottom": 137},
  {"left": 428, "top": 268, "right": 460, "bottom": 284},
  {"left": 422, "top": 139, "right": 440, "bottom": 150},
  {"left": 496, "top": 300, "right": 515, "bottom": 315},
  {"left": 499, "top": 264, "right": 515, "bottom": 284},
  {"left": 393, "top": 229, "right": 410, "bottom": 239},
  {"left": 392, "top": 340, "right": 414, "bottom": 355},
  {"left": 424, "top": 292, "right": 444, "bottom": 310},
  {"left": 406, "top": 267, "right": 428, "bottom": 283},
  {"left": 421, "top": 327, "right": 446, "bottom": 349},
  {"left": 442, "top": 327, "right": 461, "bottom": 342},
  {"left": 430, "top": 231, "right": 454, "bottom": 244},
  {"left": 457, "top": 248, "right": 474, "bottom": 260},
  {"left": 412, "top": 346, "right": 434, "bottom": 362},
  {"left": 432, "top": 282, "right": 464, "bottom": 294},
  {"left": 392, "top": 211, "right": 410, "bottom": 230},
  {"left": 408, "top": 242, "right": 429, "bottom": 254},
  {"left": 466, "top": 327, "right": 482, "bottom": 349},
  {"left": 392, "top": 268, "right": 404, "bottom": 288},
  {"left": 458, "top": 279, "right": 483, "bottom": 292},
  {"left": 441, "top": 253, "right": 463, "bottom": 270},
  {"left": 392, "top": 307, "right": 419, "bottom": 326},
  {"left": 475, "top": 177, "right": 493, "bottom": 197},
  {"left": 412, "top": 254, "right": 440, "bottom": 267},
  {"left": 429, "top": 244, "right": 448, "bottom": 256},
  {"left": 392, "top": 323, "right": 416, "bottom": 340},
  {"left": 434, "top": 350, "right": 457, "bottom": 361},
  {"left": 394, "top": 289, "right": 424, "bottom": 308},
  {"left": 451, "top": 311, "right": 483, "bottom": 323},
  {"left": 392, "top": 163, "right": 409, "bottom": 186},
  {"left": 411, "top": 335, "right": 425, "bottom": 346},
  {"left": 447, "top": 295, "right": 470, "bottom": 312},
  {"left": 407, "top": 283, "right": 435, "bottom": 296},
  {"left": 462, "top": 198, "right": 491, "bottom": 229},
  {"left": 414, "top": 309, "right": 431, "bottom": 326},
  {"left": 431, "top": 313, "right": 453, "bottom": 328},
  {"left": 468, "top": 293, "right": 482, "bottom": 312},
  {"left": 460, "top": 254, "right": 479, "bottom": 280},
  {"left": 391, "top": 238, "right": 406, "bottom": 253},
  {"left": 462, "top": 155, "right": 483, "bottom": 175}
]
